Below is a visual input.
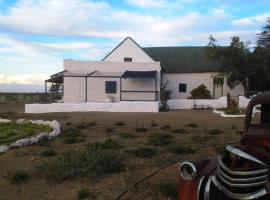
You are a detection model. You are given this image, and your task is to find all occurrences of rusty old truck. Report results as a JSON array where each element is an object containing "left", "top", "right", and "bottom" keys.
[{"left": 177, "top": 92, "right": 270, "bottom": 200}]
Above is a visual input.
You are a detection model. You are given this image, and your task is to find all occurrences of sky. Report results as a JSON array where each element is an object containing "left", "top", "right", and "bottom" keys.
[{"left": 0, "top": 0, "right": 269, "bottom": 92}]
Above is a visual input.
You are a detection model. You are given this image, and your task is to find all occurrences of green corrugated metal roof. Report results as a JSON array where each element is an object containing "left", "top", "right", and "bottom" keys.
[{"left": 143, "top": 47, "right": 221, "bottom": 73}]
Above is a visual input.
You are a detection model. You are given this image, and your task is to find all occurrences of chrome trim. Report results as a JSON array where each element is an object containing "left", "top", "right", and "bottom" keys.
[
  {"left": 204, "top": 178, "right": 211, "bottom": 200},
  {"left": 218, "top": 165, "right": 268, "bottom": 183},
  {"left": 218, "top": 156, "right": 268, "bottom": 176},
  {"left": 226, "top": 145, "right": 267, "bottom": 166},
  {"left": 217, "top": 170, "right": 267, "bottom": 187},
  {"left": 211, "top": 176, "right": 268, "bottom": 200},
  {"left": 196, "top": 176, "right": 205, "bottom": 200},
  {"left": 180, "top": 161, "right": 197, "bottom": 181}
]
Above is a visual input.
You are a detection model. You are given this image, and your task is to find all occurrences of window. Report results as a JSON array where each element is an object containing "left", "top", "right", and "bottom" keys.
[
  {"left": 105, "top": 81, "right": 117, "bottom": 94},
  {"left": 124, "top": 57, "right": 132, "bottom": 62},
  {"left": 179, "top": 83, "right": 187, "bottom": 93}
]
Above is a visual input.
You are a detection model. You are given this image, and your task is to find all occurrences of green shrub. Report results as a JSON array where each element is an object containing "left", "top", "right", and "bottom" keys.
[
  {"left": 158, "top": 181, "right": 177, "bottom": 197},
  {"left": 76, "top": 124, "right": 88, "bottom": 129},
  {"left": 87, "top": 138, "right": 122, "bottom": 150},
  {"left": 167, "top": 144, "right": 195, "bottom": 154},
  {"left": 63, "top": 128, "right": 84, "bottom": 144},
  {"left": 150, "top": 121, "right": 158, "bottom": 127},
  {"left": 160, "top": 125, "right": 170, "bottom": 130},
  {"left": 171, "top": 128, "right": 186, "bottom": 134},
  {"left": 127, "top": 147, "right": 156, "bottom": 158},
  {"left": 66, "top": 122, "right": 72, "bottom": 126},
  {"left": 208, "top": 129, "right": 223, "bottom": 135},
  {"left": 190, "top": 135, "right": 213, "bottom": 143},
  {"left": 64, "top": 137, "right": 85, "bottom": 144},
  {"left": 38, "top": 148, "right": 124, "bottom": 183},
  {"left": 40, "top": 149, "right": 56, "bottom": 157},
  {"left": 147, "top": 133, "right": 173, "bottom": 146},
  {"left": 77, "top": 188, "right": 90, "bottom": 199},
  {"left": 135, "top": 127, "right": 148, "bottom": 132},
  {"left": 105, "top": 128, "right": 114, "bottom": 133},
  {"left": 189, "top": 84, "right": 211, "bottom": 99},
  {"left": 86, "top": 122, "right": 97, "bottom": 127},
  {"left": 185, "top": 123, "right": 198, "bottom": 128},
  {"left": 9, "top": 170, "right": 30, "bottom": 184},
  {"left": 114, "top": 121, "right": 125, "bottom": 126},
  {"left": 119, "top": 132, "right": 135, "bottom": 139}
]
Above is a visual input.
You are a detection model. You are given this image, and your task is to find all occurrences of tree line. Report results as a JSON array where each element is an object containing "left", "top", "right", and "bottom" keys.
[{"left": 207, "top": 17, "right": 270, "bottom": 97}]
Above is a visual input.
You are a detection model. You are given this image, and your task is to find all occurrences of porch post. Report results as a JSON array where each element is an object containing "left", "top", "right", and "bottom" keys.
[
  {"left": 85, "top": 77, "right": 88, "bottom": 102},
  {"left": 45, "top": 81, "right": 47, "bottom": 103},
  {"left": 154, "top": 75, "right": 157, "bottom": 101},
  {"left": 51, "top": 79, "right": 54, "bottom": 102},
  {"left": 120, "top": 77, "right": 122, "bottom": 101}
]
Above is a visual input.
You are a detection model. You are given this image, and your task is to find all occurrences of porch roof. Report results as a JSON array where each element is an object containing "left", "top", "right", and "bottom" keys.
[{"left": 121, "top": 71, "right": 157, "bottom": 79}]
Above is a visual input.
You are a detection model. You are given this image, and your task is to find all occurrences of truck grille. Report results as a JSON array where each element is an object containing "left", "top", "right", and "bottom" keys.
[{"left": 213, "top": 145, "right": 269, "bottom": 199}]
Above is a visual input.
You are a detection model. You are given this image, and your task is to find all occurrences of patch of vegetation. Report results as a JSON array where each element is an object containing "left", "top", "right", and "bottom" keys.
[
  {"left": 127, "top": 147, "right": 156, "bottom": 158},
  {"left": 147, "top": 133, "right": 173, "bottom": 146},
  {"left": 218, "top": 107, "right": 243, "bottom": 115},
  {"left": 185, "top": 123, "right": 198, "bottom": 128},
  {"left": 77, "top": 188, "right": 90, "bottom": 199},
  {"left": 0, "top": 122, "right": 52, "bottom": 145},
  {"left": 66, "top": 122, "right": 72, "bottom": 126},
  {"left": 167, "top": 144, "right": 195, "bottom": 154},
  {"left": 105, "top": 128, "right": 114, "bottom": 133},
  {"left": 8, "top": 170, "right": 30, "bottom": 184},
  {"left": 150, "top": 121, "right": 158, "bottom": 127},
  {"left": 208, "top": 129, "right": 223, "bottom": 135},
  {"left": 114, "top": 121, "right": 125, "bottom": 126},
  {"left": 40, "top": 149, "right": 56, "bottom": 157},
  {"left": 190, "top": 135, "right": 214, "bottom": 143},
  {"left": 87, "top": 138, "right": 122, "bottom": 150},
  {"left": 37, "top": 140, "right": 50, "bottom": 147},
  {"left": 171, "top": 128, "right": 186, "bottom": 134},
  {"left": 76, "top": 124, "right": 88, "bottom": 129},
  {"left": 135, "top": 127, "right": 148, "bottom": 132},
  {"left": 38, "top": 148, "right": 124, "bottom": 183},
  {"left": 87, "top": 122, "right": 97, "bottom": 127},
  {"left": 188, "top": 84, "right": 211, "bottom": 99},
  {"left": 160, "top": 125, "right": 170, "bottom": 130},
  {"left": 119, "top": 132, "right": 135, "bottom": 139},
  {"left": 158, "top": 180, "right": 177, "bottom": 198},
  {"left": 63, "top": 128, "right": 85, "bottom": 144}
]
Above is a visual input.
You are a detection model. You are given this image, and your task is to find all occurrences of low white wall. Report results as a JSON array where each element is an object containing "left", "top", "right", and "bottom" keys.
[
  {"left": 25, "top": 101, "right": 159, "bottom": 113},
  {"left": 167, "top": 96, "right": 251, "bottom": 109}
]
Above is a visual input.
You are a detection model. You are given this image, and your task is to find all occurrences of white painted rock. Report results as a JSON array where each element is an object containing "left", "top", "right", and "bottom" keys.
[
  {"left": 0, "top": 118, "right": 11, "bottom": 123},
  {"left": 30, "top": 137, "right": 39, "bottom": 145},
  {"left": 16, "top": 119, "right": 26, "bottom": 124},
  {"left": 10, "top": 138, "right": 32, "bottom": 148},
  {"left": 0, "top": 145, "right": 9, "bottom": 153},
  {"left": 49, "top": 120, "right": 61, "bottom": 132},
  {"left": 36, "top": 133, "right": 49, "bottom": 142}
]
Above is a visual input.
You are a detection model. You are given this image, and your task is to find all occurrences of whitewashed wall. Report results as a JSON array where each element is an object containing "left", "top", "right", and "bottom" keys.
[
  {"left": 163, "top": 73, "right": 244, "bottom": 99},
  {"left": 25, "top": 101, "right": 159, "bottom": 113},
  {"left": 103, "top": 37, "right": 153, "bottom": 62}
]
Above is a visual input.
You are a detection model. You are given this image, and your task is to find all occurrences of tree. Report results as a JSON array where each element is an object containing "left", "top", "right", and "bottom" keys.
[
  {"left": 189, "top": 84, "right": 211, "bottom": 99},
  {"left": 207, "top": 36, "right": 252, "bottom": 96},
  {"left": 257, "top": 17, "right": 270, "bottom": 48}
]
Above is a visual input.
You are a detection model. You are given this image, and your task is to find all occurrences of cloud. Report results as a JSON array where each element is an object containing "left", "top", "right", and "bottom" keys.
[
  {"left": 126, "top": 0, "right": 169, "bottom": 8},
  {"left": 232, "top": 13, "right": 270, "bottom": 28},
  {"left": 0, "top": 74, "right": 48, "bottom": 85}
]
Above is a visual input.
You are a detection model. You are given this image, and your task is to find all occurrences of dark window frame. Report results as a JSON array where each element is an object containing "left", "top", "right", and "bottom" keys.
[
  {"left": 105, "top": 81, "right": 117, "bottom": 94},
  {"left": 179, "top": 83, "right": 187, "bottom": 93},
  {"left": 124, "top": 57, "right": 132, "bottom": 62}
]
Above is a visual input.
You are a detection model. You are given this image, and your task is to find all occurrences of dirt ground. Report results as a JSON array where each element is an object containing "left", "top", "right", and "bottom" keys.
[{"left": 0, "top": 104, "right": 244, "bottom": 200}]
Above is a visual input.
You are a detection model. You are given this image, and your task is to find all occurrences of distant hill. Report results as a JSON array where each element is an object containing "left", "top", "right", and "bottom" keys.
[{"left": 0, "top": 84, "right": 44, "bottom": 93}]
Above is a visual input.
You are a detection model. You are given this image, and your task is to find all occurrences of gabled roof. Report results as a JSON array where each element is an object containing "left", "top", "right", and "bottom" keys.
[
  {"left": 143, "top": 46, "right": 221, "bottom": 73},
  {"left": 102, "top": 37, "right": 152, "bottom": 61}
]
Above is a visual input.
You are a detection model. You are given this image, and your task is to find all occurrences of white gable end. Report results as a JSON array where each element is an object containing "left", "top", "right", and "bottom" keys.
[{"left": 103, "top": 37, "right": 154, "bottom": 62}]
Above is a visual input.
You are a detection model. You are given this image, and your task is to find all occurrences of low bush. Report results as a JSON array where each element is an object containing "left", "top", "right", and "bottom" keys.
[
  {"left": 9, "top": 170, "right": 30, "bottom": 184},
  {"left": 127, "top": 147, "right": 156, "bottom": 158},
  {"left": 150, "top": 121, "right": 158, "bottom": 127},
  {"left": 114, "top": 121, "right": 125, "bottom": 126},
  {"left": 87, "top": 138, "right": 122, "bottom": 150},
  {"left": 185, "top": 123, "right": 198, "bottom": 128},
  {"left": 86, "top": 122, "right": 97, "bottom": 127},
  {"left": 66, "top": 122, "right": 72, "bottom": 126},
  {"left": 105, "top": 128, "right": 114, "bottom": 133},
  {"left": 160, "top": 125, "right": 170, "bottom": 130},
  {"left": 167, "top": 144, "right": 195, "bottom": 154},
  {"left": 77, "top": 188, "right": 90, "bottom": 199},
  {"left": 76, "top": 124, "right": 88, "bottom": 129},
  {"left": 38, "top": 148, "right": 124, "bottom": 183},
  {"left": 135, "top": 127, "right": 148, "bottom": 132},
  {"left": 63, "top": 128, "right": 85, "bottom": 144},
  {"left": 119, "top": 132, "right": 135, "bottom": 139},
  {"left": 190, "top": 135, "right": 214, "bottom": 143},
  {"left": 208, "top": 129, "right": 223, "bottom": 135},
  {"left": 147, "top": 133, "right": 173, "bottom": 146},
  {"left": 171, "top": 128, "right": 186, "bottom": 134},
  {"left": 189, "top": 84, "right": 211, "bottom": 99},
  {"left": 158, "top": 180, "right": 177, "bottom": 197},
  {"left": 40, "top": 149, "right": 56, "bottom": 157}
]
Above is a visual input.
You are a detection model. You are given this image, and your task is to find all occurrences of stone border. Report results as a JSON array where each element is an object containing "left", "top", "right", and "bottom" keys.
[
  {"left": 0, "top": 118, "right": 61, "bottom": 154},
  {"left": 213, "top": 108, "right": 261, "bottom": 118}
]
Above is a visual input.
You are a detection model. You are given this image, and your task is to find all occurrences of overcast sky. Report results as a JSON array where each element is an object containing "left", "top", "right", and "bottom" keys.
[{"left": 0, "top": 0, "right": 269, "bottom": 91}]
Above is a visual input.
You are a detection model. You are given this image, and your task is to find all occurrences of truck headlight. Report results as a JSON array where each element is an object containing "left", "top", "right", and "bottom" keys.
[{"left": 180, "top": 161, "right": 197, "bottom": 181}]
